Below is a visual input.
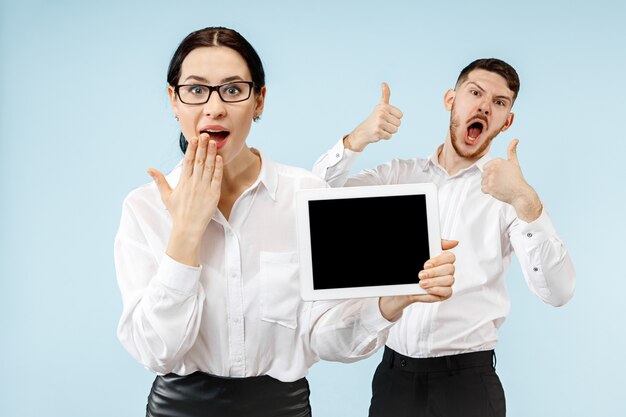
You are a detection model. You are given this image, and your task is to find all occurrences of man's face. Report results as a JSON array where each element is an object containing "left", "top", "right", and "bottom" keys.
[{"left": 445, "top": 69, "right": 515, "bottom": 160}]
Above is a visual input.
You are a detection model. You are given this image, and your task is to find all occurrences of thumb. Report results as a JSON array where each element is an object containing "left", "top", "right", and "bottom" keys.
[
  {"left": 507, "top": 139, "right": 520, "bottom": 165},
  {"left": 147, "top": 168, "right": 173, "bottom": 199},
  {"left": 441, "top": 239, "right": 459, "bottom": 250},
  {"left": 380, "top": 82, "right": 390, "bottom": 105}
]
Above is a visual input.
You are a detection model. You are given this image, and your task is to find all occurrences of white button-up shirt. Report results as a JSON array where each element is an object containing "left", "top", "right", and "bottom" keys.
[
  {"left": 115, "top": 151, "right": 393, "bottom": 382},
  {"left": 313, "top": 140, "right": 575, "bottom": 358}
]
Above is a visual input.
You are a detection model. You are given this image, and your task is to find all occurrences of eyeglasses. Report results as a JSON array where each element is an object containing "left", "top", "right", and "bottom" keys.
[{"left": 175, "top": 81, "right": 256, "bottom": 105}]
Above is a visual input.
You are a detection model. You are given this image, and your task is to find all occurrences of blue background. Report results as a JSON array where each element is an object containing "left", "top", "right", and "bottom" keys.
[{"left": 1, "top": 0, "right": 624, "bottom": 416}]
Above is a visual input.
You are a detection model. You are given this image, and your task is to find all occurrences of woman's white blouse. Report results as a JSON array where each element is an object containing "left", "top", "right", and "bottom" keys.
[{"left": 115, "top": 151, "right": 393, "bottom": 382}]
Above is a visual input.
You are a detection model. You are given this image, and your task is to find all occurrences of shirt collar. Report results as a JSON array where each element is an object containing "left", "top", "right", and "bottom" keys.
[
  {"left": 424, "top": 143, "right": 493, "bottom": 176},
  {"left": 252, "top": 148, "right": 279, "bottom": 201}
]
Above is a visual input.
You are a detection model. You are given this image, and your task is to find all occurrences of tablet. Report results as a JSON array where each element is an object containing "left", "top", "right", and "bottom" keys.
[{"left": 296, "top": 183, "right": 441, "bottom": 300}]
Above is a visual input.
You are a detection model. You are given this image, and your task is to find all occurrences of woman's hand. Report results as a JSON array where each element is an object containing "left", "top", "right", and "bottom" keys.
[
  {"left": 148, "top": 134, "right": 223, "bottom": 266},
  {"left": 379, "top": 239, "right": 458, "bottom": 321}
]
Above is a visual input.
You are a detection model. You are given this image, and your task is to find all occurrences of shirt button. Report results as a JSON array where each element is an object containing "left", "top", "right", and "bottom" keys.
[
  {"left": 533, "top": 267, "right": 539, "bottom": 272},
  {"left": 400, "top": 359, "right": 407, "bottom": 367},
  {"left": 335, "top": 153, "right": 340, "bottom": 158},
  {"left": 526, "top": 232, "right": 533, "bottom": 238}
]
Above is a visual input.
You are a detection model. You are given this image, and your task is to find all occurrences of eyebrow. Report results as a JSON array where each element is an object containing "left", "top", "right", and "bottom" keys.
[
  {"left": 466, "top": 81, "right": 512, "bottom": 102},
  {"left": 182, "top": 75, "right": 246, "bottom": 84}
]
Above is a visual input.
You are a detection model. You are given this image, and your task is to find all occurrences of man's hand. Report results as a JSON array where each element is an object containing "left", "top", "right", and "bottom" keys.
[
  {"left": 481, "top": 139, "right": 542, "bottom": 222},
  {"left": 379, "top": 240, "right": 457, "bottom": 322},
  {"left": 344, "top": 82, "right": 403, "bottom": 152}
]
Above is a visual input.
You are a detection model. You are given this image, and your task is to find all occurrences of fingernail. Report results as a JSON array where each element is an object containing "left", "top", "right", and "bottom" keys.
[
  {"left": 418, "top": 271, "right": 427, "bottom": 279},
  {"left": 424, "top": 262, "right": 433, "bottom": 269}
]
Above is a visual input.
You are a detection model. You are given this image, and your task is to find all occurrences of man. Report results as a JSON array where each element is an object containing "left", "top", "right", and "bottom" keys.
[{"left": 313, "top": 58, "right": 575, "bottom": 417}]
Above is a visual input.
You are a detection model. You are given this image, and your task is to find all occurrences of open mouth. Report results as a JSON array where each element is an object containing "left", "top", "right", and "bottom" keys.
[
  {"left": 200, "top": 129, "right": 230, "bottom": 147},
  {"left": 466, "top": 120, "right": 485, "bottom": 143}
]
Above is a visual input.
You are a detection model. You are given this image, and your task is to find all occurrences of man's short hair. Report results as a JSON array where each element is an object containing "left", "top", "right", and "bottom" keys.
[{"left": 456, "top": 58, "right": 520, "bottom": 101}]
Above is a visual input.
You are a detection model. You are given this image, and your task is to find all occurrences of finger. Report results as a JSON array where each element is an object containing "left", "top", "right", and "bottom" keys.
[
  {"left": 407, "top": 294, "right": 444, "bottom": 303},
  {"left": 419, "top": 273, "right": 455, "bottom": 288},
  {"left": 381, "top": 121, "right": 399, "bottom": 135},
  {"left": 388, "top": 106, "right": 403, "bottom": 119},
  {"left": 182, "top": 137, "right": 199, "bottom": 178},
  {"left": 423, "top": 251, "right": 456, "bottom": 269},
  {"left": 193, "top": 134, "right": 209, "bottom": 182},
  {"left": 419, "top": 263, "right": 455, "bottom": 280},
  {"left": 147, "top": 168, "right": 172, "bottom": 199},
  {"left": 380, "top": 82, "right": 390, "bottom": 105},
  {"left": 383, "top": 112, "right": 402, "bottom": 127},
  {"left": 422, "top": 285, "right": 453, "bottom": 299},
  {"left": 210, "top": 155, "right": 223, "bottom": 191},
  {"left": 441, "top": 239, "right": 459, "bottom": 250},
  {"left": 409, "top": 287, "right": 452, "bottom": 303},
  {"left": 378, "top": 131, "right": 393, "bottom": 140},
  {"left": 507, "top": 139, "right": 519, "bottom": 165},
  {"left": 203, "top": 140, "right": 217, "bottom": 179}
]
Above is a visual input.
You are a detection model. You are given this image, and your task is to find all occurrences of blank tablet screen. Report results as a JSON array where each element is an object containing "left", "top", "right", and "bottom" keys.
[{"left": 308, "top": 194, "right": 430, "bottom": 290}]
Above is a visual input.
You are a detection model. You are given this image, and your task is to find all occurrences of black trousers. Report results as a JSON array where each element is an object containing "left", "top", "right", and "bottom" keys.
[
  {"left": 369, "top": 347, "right": 506, "bottom": 417},
  {"left": 146, "top": 371, "right": 312, "bottom": 417}
]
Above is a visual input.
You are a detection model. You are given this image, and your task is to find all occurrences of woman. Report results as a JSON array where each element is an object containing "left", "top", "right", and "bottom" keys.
[{"left": 115, "top": 27, "right": 456, "bottom": 417}]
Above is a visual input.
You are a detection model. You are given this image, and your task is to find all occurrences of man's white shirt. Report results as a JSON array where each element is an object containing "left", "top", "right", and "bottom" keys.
[{"left": 313, "top": 139, "right": 575, "bottom": 357}]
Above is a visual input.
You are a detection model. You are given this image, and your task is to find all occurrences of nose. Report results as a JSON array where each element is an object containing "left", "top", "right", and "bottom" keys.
[
  {"left": 477, "top": 97, "right": 491, "bottom": 116},
  {"left": 203, "top": 90, "right": 226, "bottom": 118}
]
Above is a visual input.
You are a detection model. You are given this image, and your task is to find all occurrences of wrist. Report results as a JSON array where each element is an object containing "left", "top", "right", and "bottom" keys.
[
  {"left": 167, "top": 227, "right": 203, "bottom": 266},
  {"left": 512, "top": 187, "right": 542, "bottom": 222},
  {"left": 343, "top": 132, "right": 366, "bottom": 152},
  {"left": 378, "top": 296, "right": 408, "bottom": 322}
]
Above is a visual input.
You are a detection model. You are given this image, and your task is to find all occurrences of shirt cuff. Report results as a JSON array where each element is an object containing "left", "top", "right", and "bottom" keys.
[
  {"left": 155, "top": 254, "right": 202, "bottom": 294},
  {"left": 327, "top": 137, "right": 361, "bottom": 167},
  {"left": 517, "top": 208, "right": 558, "bottom": 245},
  {"left": 361, "top": 297, "right": 397, "bottom": 333}
]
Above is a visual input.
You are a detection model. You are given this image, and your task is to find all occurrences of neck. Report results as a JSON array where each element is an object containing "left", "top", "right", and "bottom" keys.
[
  {"left": 217, "top": 146, "right": 262, "bottom": 221},
  {"left": 437, "top": 132, "right": 484, "bottom": 176},
  {"left": 221, "top": 146, "right": 261, "bottom": 192}
]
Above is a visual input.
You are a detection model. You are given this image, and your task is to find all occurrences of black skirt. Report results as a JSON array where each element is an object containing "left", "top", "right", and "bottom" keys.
[{"left": 146, "top": 371, "right": 312, "bottom": 417}]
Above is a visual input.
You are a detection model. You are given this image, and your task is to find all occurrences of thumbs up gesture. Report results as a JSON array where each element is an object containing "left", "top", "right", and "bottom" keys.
[
  {"left": 481, "top": 139, "right": 543, "bottom": 222},
  {"left": 344, "top": 82, "right": 404, "bottom": 152}
]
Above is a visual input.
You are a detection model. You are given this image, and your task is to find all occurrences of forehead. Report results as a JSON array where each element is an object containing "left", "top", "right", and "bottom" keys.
[
  {"left": 180, "top": 46, "right": 251, "bottom": 83},
  {"left": 462, "top": 69, "right": 513, "bottom": 98}
]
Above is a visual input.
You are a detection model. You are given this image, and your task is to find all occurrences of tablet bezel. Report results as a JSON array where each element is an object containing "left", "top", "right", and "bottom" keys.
[{"left": 296, "top": 183, "right": 441, "bottom": 301}]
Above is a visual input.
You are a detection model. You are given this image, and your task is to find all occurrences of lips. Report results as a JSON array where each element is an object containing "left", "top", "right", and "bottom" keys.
[
  {"left": 465, "top": 117, "right": 487, "bottom": 144},
  {"left": 199, "top": 125, "right": 230, "bottom": 148}
]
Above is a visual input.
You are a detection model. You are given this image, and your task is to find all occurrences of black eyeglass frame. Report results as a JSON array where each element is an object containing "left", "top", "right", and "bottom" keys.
[{"left": 174, "top": 81, "right": 257, "bottom": 105}]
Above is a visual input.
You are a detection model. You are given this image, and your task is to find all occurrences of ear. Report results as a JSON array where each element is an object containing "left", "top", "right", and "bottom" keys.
[
  {"left": 254, "top": 86, "right": 267, "bottom": 118},
  {"left": 500, "top": 112, "right": 515, "bottom": 132},
  {"left": 444, "top": 89, "right": 455, "bottom": 111},
  {"left": 167, "top": 85, "right": 180, "bottom": 118}
]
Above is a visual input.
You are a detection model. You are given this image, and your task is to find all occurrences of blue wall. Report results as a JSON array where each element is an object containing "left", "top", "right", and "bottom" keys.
[{"left": 1, "top": 1, "right": 624, "bottom": 416}]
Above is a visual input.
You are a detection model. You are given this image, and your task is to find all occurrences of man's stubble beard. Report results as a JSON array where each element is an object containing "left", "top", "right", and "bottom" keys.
[{"left": 449, "top": 105, "right": 504, "bottom": 160}]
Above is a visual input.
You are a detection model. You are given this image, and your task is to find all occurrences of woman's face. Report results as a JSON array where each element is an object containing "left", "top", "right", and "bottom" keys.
[{"left": 168, "top": 46, "right": 265, "bottom": 165}]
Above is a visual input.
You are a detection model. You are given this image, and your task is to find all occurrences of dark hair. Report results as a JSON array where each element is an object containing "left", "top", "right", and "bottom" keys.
[
  {"left": 167, "top": 27, "right": 266, "bottom": 153},
  {"left": 455, "top": 58, "right": 520, "bottom": 101}
]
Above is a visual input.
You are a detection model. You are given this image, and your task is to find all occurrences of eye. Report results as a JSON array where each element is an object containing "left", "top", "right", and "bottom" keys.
[
  {"left": 223, "top": 84, "right": 242, "bottom": 96},
  {"left": 183, "top": 85, "right": 208, "bottom": 95},
  {"left": 470, "top": 90, "right": 480, "bottom": 97},
  {"left": 495, "top": 99, "right": 506, "bottom": 107}
]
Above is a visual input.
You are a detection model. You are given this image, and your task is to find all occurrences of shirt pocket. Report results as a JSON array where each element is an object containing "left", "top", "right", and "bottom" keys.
[{"left": 259, "top": 251, "right": 301, "bottom": 330}]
